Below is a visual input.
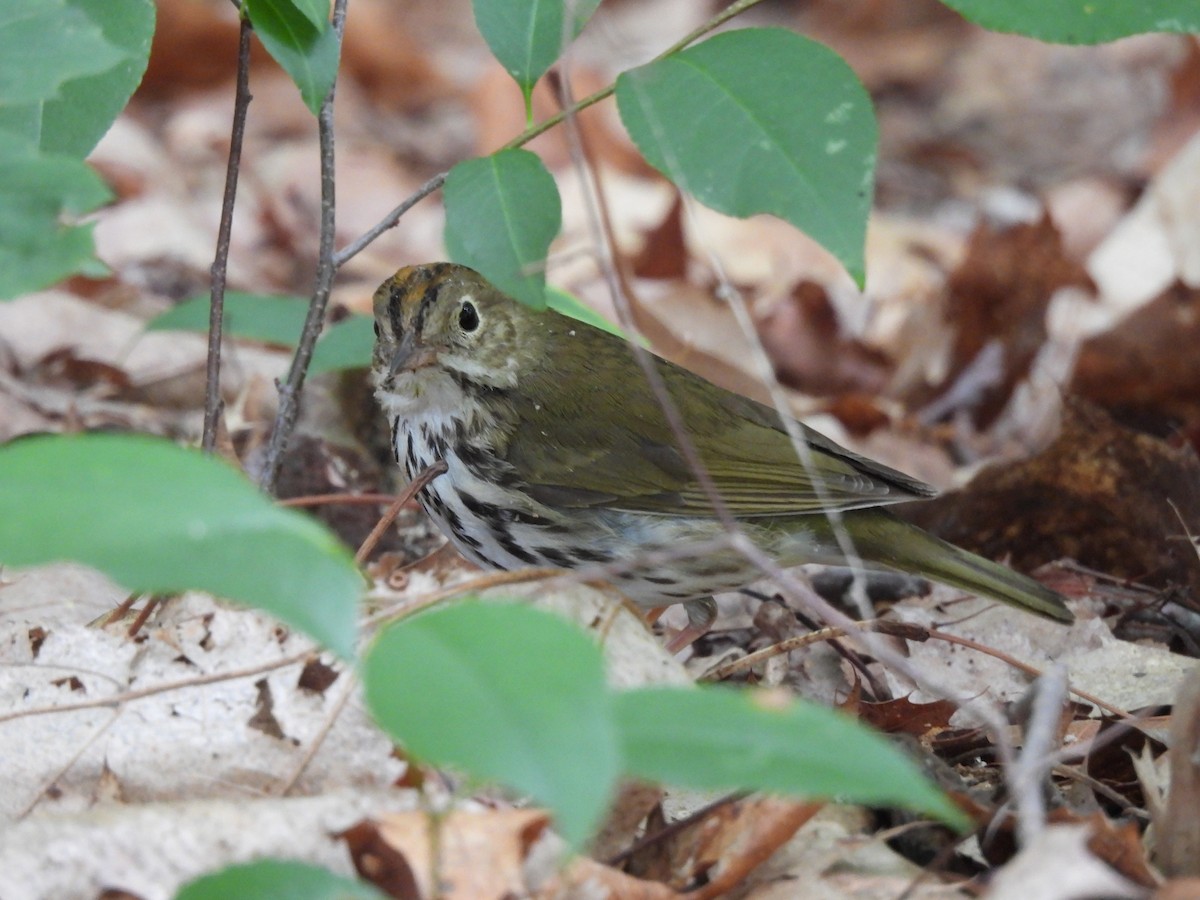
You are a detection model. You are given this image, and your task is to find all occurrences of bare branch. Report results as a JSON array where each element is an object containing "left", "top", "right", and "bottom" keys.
[
  {"left": 276, "top": 671, "right": 358, "bottom": 796},
  {"left": 1009, "top": 665, "right": 1068, "bottom": 848},
  {"left": 355, "top": 459, "right": 447, "bottom": 565},
  {"left": 0, "top": 651, "right": 314, "bottom": 724},
  {"left": 202, "top": 14, "right": 254, "bottom": 452},
  {"left": 332, "top": 170, "right": 448, "bottom": 269},
  {"left": 257, "top": 0, "right": 349, "bottom": 491},
  {"left": 332, "top": 0, "right": 775, "bottom": 271}
]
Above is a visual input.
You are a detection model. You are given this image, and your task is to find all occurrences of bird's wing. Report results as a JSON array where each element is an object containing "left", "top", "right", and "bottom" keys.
[{"left": 502, "top": 318, "right": 935, "bottom": 517}]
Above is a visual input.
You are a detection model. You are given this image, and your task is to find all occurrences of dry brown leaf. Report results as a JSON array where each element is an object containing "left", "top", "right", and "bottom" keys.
[
  {"left": 757, "top": 280, "right": 892, "bottom": 397},
  {"left": 340, "top": 0, "right": 450, "bottom": 114},
  {"left": 1084, "top": 813, "right": 1160, "bottom": 889},
  {"left": 1155, "top": 878, "right": 1200, "bottom": 899},
  {"left": 28, "top": 348, "right": 133, "bottom": 397},
  {"left": 936, "top": 32, "right": 1180, "bottom": 187},
  {"left": 341, "top": 820, "right": 423, "bottom": 899},
  {"left": 684, "top": 798, "right": 825, "bottom": 900},
  {"left": 823, "top": 393, "right": 892, "bottom": 437},
  {"left": 590, "top": 780, "right": 665, "bottom": 863},
  {"left": 1146, "top": 39, "right": 1200, "bottom": 173},
  {"left": 297, "top": 658, "right": 341, "bottom": 696},
  {"left": 143, "top": 0, "right": 446, "bottom": 114},
  {"left": 471, "top": 63, "right": 647, "bottom": 176},
  {"left": 138, "top": 0, "right": 269, "bottom": 97},
  {"left": 853, "top": 695, "right": 958, "bottom": 742},
  {"left": 540, "top": 856, "right": 681, "bottom": 899},
  {"left": 247, "top": 678, "right": 287, "bottom": 741},
  {"left": 902, "top": 400, "right": 1200, "bottom": 608},
  {"left": 623, "top": 802, "right": 675, "bottom": 886},
  {"left": 631, "top": 192, "right": 688, "bottom": 281},
  {"left": 1071, "top": 280, "right": 1200, "bottom": 442},
  {"left": 1044, "top": 176, "right": 1131, "bottom": 262},
  {"left": 1089, "top": 128, "right": 1200, "bottom": 318},
  {"left": 357, "top": 809, "right": 551, "bottom": 900},
  {"left": 914, "top": 215, "right": 1093, "bottom": 426},
  {"left": 1084, "top": 718, "right": 1164, "bottom": 825},
  {"left": 800, "top": 0, "right": 967, "bottom": 92},
  {"left": 625, "top": 796, "right": 822, "bottom": 897}
]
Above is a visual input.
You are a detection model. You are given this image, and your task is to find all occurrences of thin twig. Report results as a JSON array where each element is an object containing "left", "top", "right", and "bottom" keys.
[
  {"left": 605, "top": 791, "right": 750, "bottom": 866},
  {"left": 279, "top": 492, "right": 399, "bottom": 508},
  {"left": 552, "top": 37, "right": 744, "bottom": 543},
  {"left": 0, "top": 650, "right": 314, "bottom": 724},
  {"left": 613, "top": 15, "right": 1035, "bottom": 775},
  {"left": 257, "top": 0, "right": 349, "bottom": 492},
  {"left": 355, "top": 459, "right": 447, "bottom": 565},
  {"left": 791, "top": 604, "right": 891, "bottom": 700},
  {"left": 702, "top": 619, "right": 927, "bottom": 681},
  {"left": 926, "top": 629, "right": 1130, "bottom": 719},
  {"left": 708, "top": 615, "right": 1133, "bottom": 727},
  {"left": 331, "top": 0, "right": 773, "bottom": 271},
  {"left": 126, "top": 594, "right": 163, "bottom": 638},
  {"left": 15, "top": 709, "right": 123, "bottom": 819},
  {"left": 551, "top": 26, "right": 1007, "bottom": 763},
  {"left": 1009, "top": 664, "right": 1067, "bottom": 848},
  {"left": 1052, "top": 764, "right": 1145, "bottom": 816},
  {"left": 361, "top": 535, "right": 742, "bottom": 632},
  {"left": 202, "top": 14, "right": 254, "bottom": 452},
  {"left": 362, "top": 567, "right": 568, "bottom": 630},
  {"left": 502, "top": 0, "right": 768, "bottom": 152},
  {"left": 332, "top": 170, "right": 449, "bottom": 268},
  {"left": 277, "top": 670, "right": 359, "bottom": 796},
  {"left": 262, "top": 0, "right": 784, "bottom": 565},
  {"left": 99, "top": 591, "right": 145, "bottom": 627}
]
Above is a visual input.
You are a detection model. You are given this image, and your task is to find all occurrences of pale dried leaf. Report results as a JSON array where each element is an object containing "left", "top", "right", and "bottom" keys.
[
  {"left": 1088, "top": 130, "right": 1200, "bottom": 328},
  {"left": 987, "top": 825, "right": 1146, "bottom": 900},
  {"left": 374, "top": 809, "right": 551, "bottom": 900}
]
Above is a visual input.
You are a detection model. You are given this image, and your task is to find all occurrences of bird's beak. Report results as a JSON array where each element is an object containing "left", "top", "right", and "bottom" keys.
[{"left": 389, "top": 331, "right": 437, "bottom": 377}]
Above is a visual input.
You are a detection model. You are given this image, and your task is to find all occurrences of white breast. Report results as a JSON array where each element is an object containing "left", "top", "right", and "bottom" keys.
[{"left": 394, "top": 414, "right": 559, "bottom": 573}]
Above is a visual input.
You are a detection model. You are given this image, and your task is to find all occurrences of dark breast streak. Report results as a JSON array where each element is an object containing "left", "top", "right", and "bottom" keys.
[
  {"left": 392, "top": 418, "right": 629, "bottom": 585},
  {"left": 396, "top": 420, "right": 551, "bottom": 572}
]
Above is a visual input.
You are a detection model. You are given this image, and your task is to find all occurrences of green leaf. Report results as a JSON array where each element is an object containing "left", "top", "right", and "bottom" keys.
[
  {"left": 0, "top": 434, "right": 362, "bottom": 660},
  {"left": 177, "top": 860, "right": 385, "bottom": 900},
  {"left": 146, "top": 293, "right": 310, "bottom": 347},
  {"left": 0, "top": 106, "right": 39, "bottom": 145},
  {"left": 289, "top": 0, "right": 331, "bottom": 32},
  {"left": 616, "top": 686, "right": 968, "bottom": 828},
  {"left": 940, "top": 0, "right": 1200, "bottom": 44},
  {"left": 0, "top": 0, "right": 124, "bottom": 108},
  {"left": 0, "top": 134, "right": 112, "bottom": 300},
  {"left": 363, "top": 602, "right": 619, "bottom": 848},
  {"left": 148, "top": 295, "right": 375, "bottom": 374},
  {"left": 444, "top": 149, "right": 561, "bottom": 309},
  {"left": 149, "top": 298, "right": 375, "bottom": 375},
  {"left": 39, "top": 0, "right": 156, "bottom": 157},
  {"left": 616, "top": 28, "right": 876, "bottom": 287},
  {"left": 472, "top": 0, "right": 602, "bottom": 109},
  {"left": 244, "top": 0, "right": 340, "bottom": 115},
  {"left": 311, "top": 314, "right": 374, "bottom": 374}
]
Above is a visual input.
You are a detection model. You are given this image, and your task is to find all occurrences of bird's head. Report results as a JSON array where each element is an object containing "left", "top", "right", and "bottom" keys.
[{"left": 371, "top": 263, "right": 541, "bottom": 416}]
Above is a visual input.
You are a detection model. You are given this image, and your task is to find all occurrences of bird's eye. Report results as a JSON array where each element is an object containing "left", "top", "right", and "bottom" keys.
[
  {"left": 459, "top": 300, "right": 479, "bottom": 333},
  {"left": 372, "top": 321, "right": 381, "bottom": 339}
]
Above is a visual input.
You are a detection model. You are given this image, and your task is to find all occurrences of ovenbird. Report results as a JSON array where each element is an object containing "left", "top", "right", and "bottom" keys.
[{"left": 371, "top": 263, "right": 1072, "bottom": 638}]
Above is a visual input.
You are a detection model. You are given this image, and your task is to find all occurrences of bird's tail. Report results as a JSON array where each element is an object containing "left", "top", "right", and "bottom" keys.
[{"left": 820, "top": 509, "right": 1074, "bottom": 623}]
